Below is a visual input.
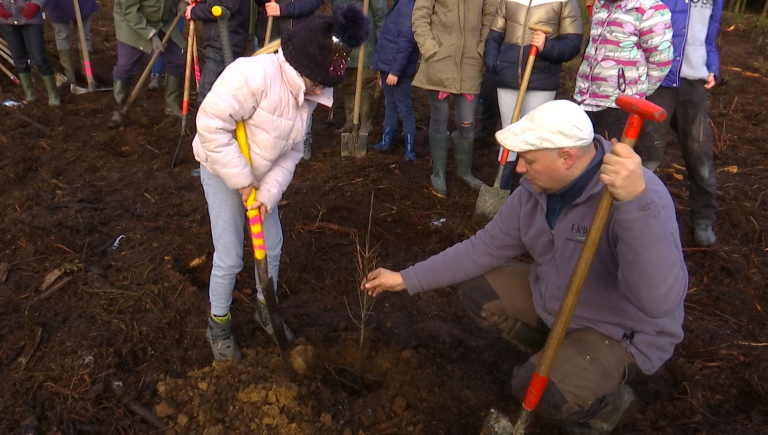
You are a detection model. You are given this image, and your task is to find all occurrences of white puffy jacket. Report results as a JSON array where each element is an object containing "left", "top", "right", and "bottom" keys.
[{"left": 193, "top": 49, "right": 332, "bottom": 211}]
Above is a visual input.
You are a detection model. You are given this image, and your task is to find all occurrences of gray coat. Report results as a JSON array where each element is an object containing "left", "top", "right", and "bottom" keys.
[{"left": 401, "top": 137, "right": 688, "bottom": 375}]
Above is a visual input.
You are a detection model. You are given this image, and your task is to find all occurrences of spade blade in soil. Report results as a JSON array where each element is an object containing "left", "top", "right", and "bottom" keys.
[
  {"left": 261, "top": 277, "right": 290, "bottom": 357},
  {"left": 473, "top": 165, "right": 510, "bottom": 224},
  {"left": 340, "top": 126, "right": 355, "bottom": 157},
  {"left": 354, "top": 132, "right": 368, "bottom": 157},
  {"left": 473, "top": 184, "right": 510, "bottom": 224}
]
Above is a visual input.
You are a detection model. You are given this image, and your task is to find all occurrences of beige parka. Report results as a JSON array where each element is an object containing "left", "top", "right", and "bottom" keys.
[{"left": 411, "top": 0, "right": 498, "bottom": 94}]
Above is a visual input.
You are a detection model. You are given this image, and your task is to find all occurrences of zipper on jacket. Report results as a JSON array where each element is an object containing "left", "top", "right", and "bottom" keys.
[{"left": 674, "top": 0, "right": 691, "bottom": 88}]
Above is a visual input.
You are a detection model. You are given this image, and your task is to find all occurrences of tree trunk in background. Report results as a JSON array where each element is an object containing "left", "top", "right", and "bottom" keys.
[
  {"left": 762, "top": 0, "right": 768, "bottom": 17},
  {"left": 731, "top": 0, "right": 741, "bottom": 13}
]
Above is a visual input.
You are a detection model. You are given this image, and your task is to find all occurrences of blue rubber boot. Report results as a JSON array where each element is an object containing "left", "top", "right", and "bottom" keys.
[
  {"left": 404, "top": 133, "right": 416, "bottom": 162},
  {"left": 372, "top": 127, "right": 396, "bottom": 152}
]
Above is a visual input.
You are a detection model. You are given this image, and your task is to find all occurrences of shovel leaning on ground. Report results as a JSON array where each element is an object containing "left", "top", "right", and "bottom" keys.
[
  {"left": 340, "top": 0, "right": 371, "bottom": 157},
  {"left": 234, "top": 121, "right": 292, "bottom": 362},
  {"left": 123, "top": 11, "right": 184, "bottom": 116},
  {"left": 473, "top": 24, "right": 552, "bottom": 223},
  {"left": 71, "top": 0, "right": 111, "bottom": 94},
  {"left": 507, "top": 95, "right": 667, "bottom": 435}
]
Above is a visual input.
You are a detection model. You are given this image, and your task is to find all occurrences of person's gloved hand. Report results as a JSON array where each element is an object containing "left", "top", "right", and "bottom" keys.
[
  {"left": 437, "top": 91, "right": 449, "bottom": 100},
  {"left": 463, "top": 93, "right": 474, "bottom": 102},
  {"left": 151, "top": 35, "right": 164, "bottom": 52},
  {"left": 0, "top": 5, "right": 12, "bottom": 20},
  {"left": 21, "top": 2, "right": 41, "bottom": 20}
]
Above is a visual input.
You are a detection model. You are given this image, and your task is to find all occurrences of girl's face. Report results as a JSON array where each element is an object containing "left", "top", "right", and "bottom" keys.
[{"left": 303, "top": 77, "right": 324, "bottom": 96}]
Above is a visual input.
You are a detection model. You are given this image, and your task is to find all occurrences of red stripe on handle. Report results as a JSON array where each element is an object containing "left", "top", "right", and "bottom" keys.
[
  {"left": 588, "top": 4, "right": 593, "bottom": 16},
  {"left": 84, "top": 60, "right": 93, "bottom": 77},
  {"left": 182, "top": 100, "right": 189, "bottom": 114},
  {"left": 522, "top": 372, "right": 550, "bottom": 411},
  {"left": 622, "top": 114, "right": 644, "bottom": 141},
  {"left": 248, "top": 214, "right": 262, "bottom": 227},
  {"left": 500, "top": 149, "right": 509, "bottom": 163}
]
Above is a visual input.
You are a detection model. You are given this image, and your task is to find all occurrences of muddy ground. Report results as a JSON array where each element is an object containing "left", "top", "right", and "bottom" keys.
[{"left": 0, "top": 6, "right": 766, "bottom": 435}]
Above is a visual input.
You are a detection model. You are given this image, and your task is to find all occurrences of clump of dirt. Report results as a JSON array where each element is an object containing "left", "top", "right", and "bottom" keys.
[{"left": 155, "top": 336, "right": 429, "bottom": 434}]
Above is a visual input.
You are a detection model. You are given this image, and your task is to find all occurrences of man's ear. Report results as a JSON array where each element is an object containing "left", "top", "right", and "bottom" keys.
[{"left": 560, "top": 148, "right": 579, "bottom": 169}]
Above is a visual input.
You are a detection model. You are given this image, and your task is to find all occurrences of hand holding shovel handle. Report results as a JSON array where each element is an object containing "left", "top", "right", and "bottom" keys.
[
  {"left": 497, "top": 24, "right": 552, "bottom": 168},
  {"left": 235, "top": 121, "right": 291, "bottom": 360},
  {"left": 264, "top": 0, "right": 276, "bottom": 45},
  {"left": 512, "top": 95, "right": 666, "bottom": 435},
  {"left": 124, "top": 11, "right": 184, "bottom": 114}
]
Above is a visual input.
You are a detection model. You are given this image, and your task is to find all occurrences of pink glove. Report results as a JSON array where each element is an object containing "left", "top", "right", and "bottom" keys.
[
  {"left": 463, "top": 93, "right": 475, "bottom": 102},
  {"left": 21, "top": 2, "right": 41, "bottom": 20},
  {"left": 437, "top": 91, "right": 449, "bottom": 100},
  {"left": 0, "top": 5, "right": 11, "bottom": 20}
]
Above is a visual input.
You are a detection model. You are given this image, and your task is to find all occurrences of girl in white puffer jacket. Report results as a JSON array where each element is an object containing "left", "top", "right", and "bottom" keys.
[{"left": 192, "top": 5, "right": 371, "bottom": 361}]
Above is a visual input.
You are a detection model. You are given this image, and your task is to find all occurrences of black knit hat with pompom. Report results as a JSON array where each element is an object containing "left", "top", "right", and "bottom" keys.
[{"left": 283, "top": 4, "right": 372, "bottom": 88}]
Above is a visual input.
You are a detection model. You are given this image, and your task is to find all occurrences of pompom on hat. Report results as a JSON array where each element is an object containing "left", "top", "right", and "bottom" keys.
[
  {"left": 282, "top": 5, "right": 372, "bottom": 88},
  {"left": 494, "top": 100, "right": 595, "bottom": 153}
]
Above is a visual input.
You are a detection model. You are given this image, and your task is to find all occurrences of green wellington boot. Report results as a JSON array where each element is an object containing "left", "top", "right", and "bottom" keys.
[
  {"left": 18, "top": 73, "right": 36, "bottom": 102},
  {"left": 164, "top": 75, "right": 183, "bottom": 117},
  {"left": 108, "top": 80, "right": 130, "bottom": 129},
  {"left": 41, "top": 75, "right": 61, "bottom": 106},
  {"left": 452, "top": 131, "right": 486, "bottom": 190},
  {"left": 429, "top": 132, "right": 450, "bottom": 197}
]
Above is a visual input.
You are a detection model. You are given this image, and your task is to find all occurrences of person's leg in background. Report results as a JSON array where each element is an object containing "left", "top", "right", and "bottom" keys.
[
  {"left": 336, "top": 67, "right": 357, "bottom": 133},
  {"left": 452, "top": 93, "right": 484, "bottom": 190},
  {"left": 1, "top": 24, "right": 36, "bottom": 101},
  {"left": 371, "top": 70, "right": 399, "bottom": 153},
  {"left": 477, "top": 69, "right": 500, "bottom": 141},
  {"left": 427, "top": 90, "right": 451, "bottom": 197},
  {"left": 675, "top": 79, "right": 718, "bottom": 247},
  {"left": 22, "top": 24, "right": 60, "bottom": 106},
  {"left": 635, "top": 87, "right": 676, "bottom": 172},
  {"left": 52, "top": 21, "right": 78, "bottom": 86},
  {"left": 108, "top": 41, "right": 145, "bottom": 128},
  {"left": 395, "top": 75, "right": 416, "bottom": 161},
  {"left": 149, "top": 17, "right": 185, "bottom": 90},
  {"left": 158, "top": 37, "right": 186, "bottom": 116}
]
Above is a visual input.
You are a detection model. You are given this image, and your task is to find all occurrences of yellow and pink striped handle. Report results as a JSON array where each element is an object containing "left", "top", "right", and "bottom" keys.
[{"left": 236, "top": 122, "right": 267, "bottom": 260}]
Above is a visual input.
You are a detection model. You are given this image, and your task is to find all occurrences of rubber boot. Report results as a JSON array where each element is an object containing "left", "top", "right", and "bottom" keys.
[
  {"left": 429, "top": 132, "right": 450, "bottom": 197},
  {"left": 564, "top": 385, "right": 635, "bottom": 434},
  {"left": 372, "top": 127, "right": 396, "bottom": 152},
  {"left": 18, "top": 73, "right": 36, "bottom": 102},
  {"left": 108, "top": 80, "right": 130, "bottom": 129},
  {"left": 42, "top": 75, "right": 61, "bottom": 107},
  {"left": 58, "top": 49, "right": 78, "bottom": 87},
  {"left": 404, "top": 133, "right": 416, "bottom": 162},
  {"left": 336, "top": 92, "right": 355, "bottom": 133},
  {"left": 359, "top": 90, "right": 373, "bottom": 135},
  {"left": 452, "top": 131, "right": 486, "bottom": 190},
  {"left": 164, "top": 75, "right": 183, "bottom": 117}
]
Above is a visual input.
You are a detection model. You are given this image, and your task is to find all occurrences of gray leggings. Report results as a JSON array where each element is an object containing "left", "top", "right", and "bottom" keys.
[{"left": 427, "top": 91, "right": 477, "bottom": 139}]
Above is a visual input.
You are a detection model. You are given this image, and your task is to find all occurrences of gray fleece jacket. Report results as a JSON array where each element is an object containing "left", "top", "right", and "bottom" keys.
[{"left": 401, "top": 137, "right": 688, "bottom": 375}]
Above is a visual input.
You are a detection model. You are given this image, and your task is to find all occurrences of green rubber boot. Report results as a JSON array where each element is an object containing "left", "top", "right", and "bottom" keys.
[
  {"left": 42, "top": 75, "right": 61, "bottom": 107},
  {"left": 164, "top": 75, "right": 183, "bottom": 117},
  {"left": 429, "top": 132, "right": 450, "bottom": 197},
  {"left": 108, "top": 80, "right": 130, "bottom": 129},
  {"left": 336, "top": 92, "right": 355, "bottom": 134},
  {"left": 18, "top": 73, "right": 36, "bottom": 102},
  {"left": 452, "top": 131, "right": 485, "bottom": 190},
  {"left": 58, "top": 49, "right": 78, "bottom": 86}
]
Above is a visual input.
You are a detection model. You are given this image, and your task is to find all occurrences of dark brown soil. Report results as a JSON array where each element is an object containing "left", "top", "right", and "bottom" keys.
[{"left": 0, "top": 7, "right": 766, "bottom": 435}]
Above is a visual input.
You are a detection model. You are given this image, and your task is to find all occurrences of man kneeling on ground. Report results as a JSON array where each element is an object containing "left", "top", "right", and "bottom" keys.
[{"left": 361, "top": 100, "right": 688, "bottom": 434}]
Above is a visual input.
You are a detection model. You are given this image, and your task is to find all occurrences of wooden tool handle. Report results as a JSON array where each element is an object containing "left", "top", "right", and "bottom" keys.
[
  {"left": 264, "top": 0, "right": 276, "bottom": 45},
  {"left": 528, "top": 24, "right": 553, "bottom": 34},
  {"left": 351, "top": 0, "right": 371, "bottom": 126},
  {"left": 72, "top": 0, "right": 95, "bottom": 90}
]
